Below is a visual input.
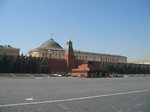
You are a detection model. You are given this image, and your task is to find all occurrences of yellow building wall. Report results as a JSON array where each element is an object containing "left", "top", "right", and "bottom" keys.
[
  {"left": 0, "top": 49, "right": 19, "bottom": 56},
  {"left": 31, "top": 52, "right": 52, "bottom": 58},
  {"left": 27, "top": 48, "right": 126, "bottom": 63},
  {"left": 139, "top": 62, "right": 150, "bottom": 65}
]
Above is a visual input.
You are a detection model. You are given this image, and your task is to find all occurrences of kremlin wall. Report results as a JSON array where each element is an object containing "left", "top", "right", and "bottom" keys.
[{"left": 1, "top": 38, "right": 150, "bottom": 77}]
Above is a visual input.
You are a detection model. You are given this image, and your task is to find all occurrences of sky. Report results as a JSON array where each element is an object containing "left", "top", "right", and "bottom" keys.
[{"left": 0, "top": 0, "right": 150, "bottom": 61}]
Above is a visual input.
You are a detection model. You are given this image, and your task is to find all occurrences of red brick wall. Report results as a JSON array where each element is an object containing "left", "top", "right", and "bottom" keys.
[{"left": 36, "top": 58, "right": 67, "bottom": 73}]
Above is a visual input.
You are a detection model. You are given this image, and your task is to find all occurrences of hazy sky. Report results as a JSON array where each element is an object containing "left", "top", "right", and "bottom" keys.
[{"left": 0, "top": 0, "right": 150, "bottom": 61}]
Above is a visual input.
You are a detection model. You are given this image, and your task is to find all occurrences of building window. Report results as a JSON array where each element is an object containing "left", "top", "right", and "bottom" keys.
[
  {"left": 59, "top": 54, "right": 61, "bottom": 58},
  {"left": 36, "top": 54, "right": 38, "bottom": 57},
  {"left": 47, "top": 54, "right": 49, "bottom": 58},
  {"left": 55, "top": 54, "right": 57, "bottom": 58}
]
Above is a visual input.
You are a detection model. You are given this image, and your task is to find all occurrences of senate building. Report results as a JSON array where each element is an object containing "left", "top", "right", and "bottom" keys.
[{"left": 26, "top": 38, "right": 127, "bottom": 63}]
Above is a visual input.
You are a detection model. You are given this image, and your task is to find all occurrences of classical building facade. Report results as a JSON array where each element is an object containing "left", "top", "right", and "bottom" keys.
[
  {"left": 26, "top": 38, "right": 127, "bottom": 63},
  {"left": 0, "top": 45, "right": 20, "bottom": 56}
]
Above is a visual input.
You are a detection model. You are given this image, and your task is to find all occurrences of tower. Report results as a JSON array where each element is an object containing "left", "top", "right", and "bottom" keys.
[
  {"left": 63, "top": 39, "right": 76, "bottom": 72},
  {"left": 64, "top": 39, "right": 74, "bottom": 57}
]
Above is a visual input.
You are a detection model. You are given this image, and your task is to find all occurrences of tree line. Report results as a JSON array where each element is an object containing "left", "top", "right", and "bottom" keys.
[
  {"left": 0, "top": 54, "right": 49, "bottom": 73},
  {"left": 100, "top": 62, "right": 150, "bottom": 74}
]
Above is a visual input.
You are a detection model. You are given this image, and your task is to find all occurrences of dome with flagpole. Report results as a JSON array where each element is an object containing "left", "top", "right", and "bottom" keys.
[{"left": 39, "top": 38, "right": 63, "bottom": 49}]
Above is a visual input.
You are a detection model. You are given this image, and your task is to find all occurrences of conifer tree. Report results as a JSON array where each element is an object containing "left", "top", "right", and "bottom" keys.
[
  {"left": 12, "top": 54, "right": 25, "bottom": 73},
  {"left": 40, "top": 59, "right": 49, "bottom": 73},
  {"left": 0, "top": 54, "right": 11, "bottom": 73},
  {"left": 20, "top": 54, "right": 25, "bottom": 73},
  {"left": 13, "top": 55, "right": 21, "bottom": 73},
  {"left": 26, "top": 56, "right": 37, "bottom": 73}
]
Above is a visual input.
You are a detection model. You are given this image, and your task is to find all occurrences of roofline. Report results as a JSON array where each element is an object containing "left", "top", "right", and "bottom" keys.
[{"left": 27, "top": 47, "right": 126, "bottom": 58}]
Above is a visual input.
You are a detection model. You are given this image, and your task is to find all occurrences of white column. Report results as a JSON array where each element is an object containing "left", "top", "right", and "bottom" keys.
[
  {"left": 47, "top": 54, "right": 49, "bottom": 58},
  {"left": 40, "top": 54, "right": 42, "bottom": 57},
  {"left": 53, "top": 53, "right": 55, "bottom": 58}
]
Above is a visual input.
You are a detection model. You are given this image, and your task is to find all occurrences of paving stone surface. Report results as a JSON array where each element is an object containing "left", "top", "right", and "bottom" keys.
[{"left": 0, "top": 77, "right": 150, "bottom": 112}]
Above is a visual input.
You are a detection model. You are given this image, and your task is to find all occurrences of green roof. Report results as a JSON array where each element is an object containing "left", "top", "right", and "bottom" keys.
[{"left": 128, "top": 59, "right": 150, "bottom": 63}]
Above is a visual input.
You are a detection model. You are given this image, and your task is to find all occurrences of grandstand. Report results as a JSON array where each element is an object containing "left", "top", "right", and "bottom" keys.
[
  {"left": 29, "top": 74, "right": 47, "bottom": 77},
  {"left": 13, "top": 73, "right": 30, "bottom": 77},
  {"left": 0, "top": 73, "right": 13, "bottom": 77},
  {"left": 0, "top": 73, "right": 60, "bottom": 78}
]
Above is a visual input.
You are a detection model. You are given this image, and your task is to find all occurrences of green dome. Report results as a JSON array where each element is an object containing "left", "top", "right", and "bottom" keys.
[{"left": 40, "top": 38, "right": 62, "bottom": 49}]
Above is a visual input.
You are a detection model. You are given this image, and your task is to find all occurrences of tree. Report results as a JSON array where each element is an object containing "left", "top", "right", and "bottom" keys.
[
  {"left": 145, "top": 65, "right": 150, "bottom": 74},
  {"left": 40, "top": 59, "right": 49, "bottom": 73},
  {"left": 126, "top": 64, "right": 131, "bottom": 74},
  {"left": 20, "top": 54, "right": 25, "bottom": 72},
  {"left": 26, "top": 56, "right": 37, "bottom": 73},
  {"left": 0, "top": 54, "right": 11, "bottom": 73},
  {"left": 12, "top": 54, "right": 25, "bottom": 73},
  {"left": 107, "top": 63, "right": 114, "bottom": 74}
]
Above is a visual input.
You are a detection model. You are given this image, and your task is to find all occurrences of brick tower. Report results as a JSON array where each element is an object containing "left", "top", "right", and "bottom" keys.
[{"left": 63, "top": 39, "right": 76, "bottom": 72}]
